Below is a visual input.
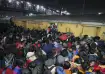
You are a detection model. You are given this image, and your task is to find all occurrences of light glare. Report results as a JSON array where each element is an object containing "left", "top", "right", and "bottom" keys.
[
  {"left": 66, "top": 12, "right": 70, "bottom": 15},
  {"left": 56, "top": 10, "right": 59, "bottom": 12},
  {"left": 21, "top": 1, "right": 23, "bottom": 3},
  {"left": 16, "top": 1, "right": 20, "bottom": 5},
  {"left": 98, "top": 12, "right": 103, "bottom": 15},
  {"left": 8, "top": 0, "right": 12, "bottom": 3},
  {"left": 27, "top": 2, "right": 31, "bottom": 7},
  {"left": 36, "top": 5, "right": 40, "bottom": 10},
  {"left": 29, "top": 13, "right": 33, "bottom": 16}
]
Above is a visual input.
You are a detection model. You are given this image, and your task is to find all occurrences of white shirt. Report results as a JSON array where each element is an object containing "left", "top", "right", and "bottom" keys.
[{"left": 48, "top": 65, "right": 56, "bottom": 74}]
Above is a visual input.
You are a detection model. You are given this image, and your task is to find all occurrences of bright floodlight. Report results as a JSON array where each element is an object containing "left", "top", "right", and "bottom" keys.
[
  {"left": 34, "top": 4, "right": 36, "bottom": 6},
  {"left": 40, "top": 6, "right": 46, "bottom": 11},
  {"left": 21, "top": 1, "right": 23, "bottom": 3},
  {"left": 36, "top": 5, "right": 40, "bottom": 10},
  {"left": 27, "top": 2, "right": 31, "bottom": 7},
  {"left": 64, "top": 10, "right": 67, "bottom": 13},
  {"left": 8, "top": 0, "right": 12, "bottom": 3},
  {"left": 29, "top": 13, "right": 33, "bottom": 16},
  {"left": 43, "top": 8, "right": 46, "bottom": 11},
  {"left": 16, "top": 1, "right": 20, "bottom": 5},
  {"left": 56, "top": 10, "right": 59, "bottom": 12},
  {"left": 66, "top": 12, "right": 71, "bottom": 15},
  {"left": 6, "top": 16, "right": 8, "bottom": 17},
  {"left": 98, "top": 12, "right": 102, "bottom": 15},
  {"left": 41, "top": 6, "right": 44, "bottom": 9}
]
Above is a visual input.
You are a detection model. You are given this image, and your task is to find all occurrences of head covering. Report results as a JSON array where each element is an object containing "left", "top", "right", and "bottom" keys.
[
  {"left": 63, "top": 43, "right": 68, "bottom": 48},
  {"left": 45, "top": 59, "right": 55, "bottom": 67},
  {"left": 54, "top": 41, "right": 59, "bottom": 48},
  {"left": 57, "top": 55, "right": 65, "bottom": 65},
  {"left": 26, "top": 52, "right": 37, "bottom": 61}
]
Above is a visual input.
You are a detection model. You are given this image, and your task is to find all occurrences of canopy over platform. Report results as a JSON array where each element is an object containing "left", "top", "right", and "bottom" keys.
[{"left": 15, "top": 15, "right": 105, "bottom": 26}]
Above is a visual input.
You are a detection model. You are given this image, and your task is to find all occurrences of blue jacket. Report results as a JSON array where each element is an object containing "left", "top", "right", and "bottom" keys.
[
  {"left": 42, "top": 43, "right": 54, "bottom": 54},
  {"left": 56, "top": 66, "right": 65, "bottom": 74}
]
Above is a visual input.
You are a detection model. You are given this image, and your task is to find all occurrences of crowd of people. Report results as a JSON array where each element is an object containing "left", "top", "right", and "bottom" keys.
[{"left": 0, "top": 23, "right": 105, "bottom": 74}]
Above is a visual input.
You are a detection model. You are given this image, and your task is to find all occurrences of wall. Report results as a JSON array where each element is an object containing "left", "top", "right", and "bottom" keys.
[
  {"left": 82, "top": 26, "right": 97, "bottom": 36},
  {"left": 98, "top": 26, "right": 105, "bottom": 40},
  {"left": 57, "top": 23, "right": 83, "bottom": 36},
  {"left": 58, "top": 23, "right": 105, "bottom": 39},
  {"left": 14, "top": 20, "right": 105, "bottom": 39},
  {"left": 14, "top": 20, "right": 50, "bottom": 30}
]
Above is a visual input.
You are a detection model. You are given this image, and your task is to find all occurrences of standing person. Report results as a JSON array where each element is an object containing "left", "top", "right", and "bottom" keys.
[
  {"left": 42, "top": 39, "right": 54, "bottom": 58},
  {"left": 0, "top": 43, "right": 5, "bottom": 69},
  {"left": 63, "top": 61, "right": 72, "bottom": 74},
  {"left": 44, "top": 59, "right": 56, "bottom": 74},
  {"left": 47, "top": 27, "right": 51, "bottom": 34}
]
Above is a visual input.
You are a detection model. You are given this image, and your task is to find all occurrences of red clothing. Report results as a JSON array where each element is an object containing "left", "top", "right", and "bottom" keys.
[
  {"left": 100, "top": 68, "right": 105, "bottom": 73},
  {"left": 93, "top": 65, "right": 101, "bottom": 72},
  {"left": 16, "top": 42, "right": 21, "bottom": 49},
  {"left": 0, "top": 68, "right": 3, "bottom": 74},
  {"left": 59, "top": 34, "right": 68, "bottom": 41},
  {"left": 23, "top": 60, "right": 32, "bottom": 68},
  {"left": 16, "top": 42, "right": 24, "bottom": 49},
  {"left": 5, "top": 68, "right": 13, "bottom": 74},
  {"left": 68, "top": 42, "right": 72, "bottom": 48},
  {"left": 33, "top": 43, "right": 41, "bottom": 48},
  {"left": 16, "top": 42, "right": 24, "bottom": 56}
]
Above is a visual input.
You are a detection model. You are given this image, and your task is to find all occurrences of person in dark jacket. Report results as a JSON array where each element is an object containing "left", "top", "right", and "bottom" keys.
[{"left": 42, "top": 39, "right": 54, "bottom": 57}]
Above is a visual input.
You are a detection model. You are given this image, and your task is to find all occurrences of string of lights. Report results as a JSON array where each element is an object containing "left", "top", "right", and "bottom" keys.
[{"left": 0, "top": 0, "right": 71, "bottom": 16}]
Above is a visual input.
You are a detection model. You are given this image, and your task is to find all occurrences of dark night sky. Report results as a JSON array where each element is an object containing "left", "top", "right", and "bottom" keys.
[
  {"left": 28, "top": 0, "right": 105, "bottom": 9},
  {"left": 27, "top": 0, "right": 105, "bottom": 15}
]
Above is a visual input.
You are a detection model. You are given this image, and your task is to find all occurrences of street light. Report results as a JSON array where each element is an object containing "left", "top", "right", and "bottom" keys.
[
  {"left": 41, "top": 6, "right": 44, "bottom": 9},
  {"left": 66, "top": 12, "right": 71, "bottom": 15},
  {"left": 27, "top": 2, "right": 31, "bottom": 7},
  {"left": 34, "top": 4, "right": 36, "bottom": 6},
  {"left": 29, "top": 13, "right": 33, "bottom": 16},
  {"left": 36, "top": 5, "right": 40, "bottom": 10},
  {"left": 56, "top": 10, "right": 60, "bottom": 12},
  {"left": 16, "top": 1, "right": 20, "bottom": 5},
  {"left": 40, "top": 6, "right": 46, "bottom": 11},
  {"left": 21, "top": 1, "right": 23, "bottom": 3},
  {"left": 64, "top": 10, "right": 67, "bottom": 13},
  {"left": 8, "top": 0, "right": 12, "bottom": 3},
  {"left": 43, "top": 8, "right": 46, "bottom": 11},
  {"left": 98, "top": 12, "right": 103, "bottom": 15},
  {"left": 6, "top": 16, "right": 8, "bottom": 17}
]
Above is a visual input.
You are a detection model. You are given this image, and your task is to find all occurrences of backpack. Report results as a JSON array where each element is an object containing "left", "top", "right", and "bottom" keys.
[
  {"left": 56, "top": 66, "right": 65, "bottom": 74},
  {"left": 44, "top": 66, "right": 55, "bottom": 74}
]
